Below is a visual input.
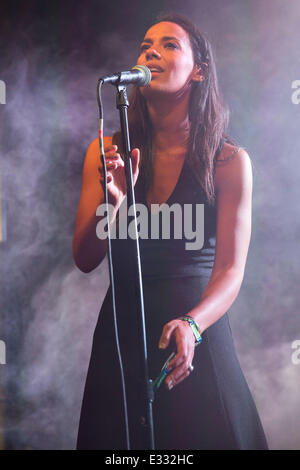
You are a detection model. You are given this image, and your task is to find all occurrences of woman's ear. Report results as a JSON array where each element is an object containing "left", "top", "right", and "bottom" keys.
[{"left": 191, "top": 64, "right": 205, "bottom": 82}]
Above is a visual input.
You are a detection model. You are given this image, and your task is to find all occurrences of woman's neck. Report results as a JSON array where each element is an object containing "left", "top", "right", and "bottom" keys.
[{"left": 146, "top": 94, "right": 191, "bottom": 156}]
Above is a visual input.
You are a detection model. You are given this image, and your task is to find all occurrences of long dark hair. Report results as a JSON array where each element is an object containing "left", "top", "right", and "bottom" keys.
[{"left": 115, "top": 13, "right": 232, "bottom": 205}]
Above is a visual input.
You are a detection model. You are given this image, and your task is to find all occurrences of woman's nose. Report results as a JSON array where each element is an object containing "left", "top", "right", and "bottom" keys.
[{"left": 146, "top": 46, "right": 161, "bottom": 60}]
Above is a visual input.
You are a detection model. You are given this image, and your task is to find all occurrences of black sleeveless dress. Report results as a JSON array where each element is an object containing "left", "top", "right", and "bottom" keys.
[{"left": 76, "top": 148, "right": 268, "bottom": 450}]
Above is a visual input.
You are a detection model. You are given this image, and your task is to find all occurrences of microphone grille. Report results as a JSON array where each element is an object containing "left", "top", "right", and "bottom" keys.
[{"left": 132, "top": 65, "right": 151, "bottom": 86}]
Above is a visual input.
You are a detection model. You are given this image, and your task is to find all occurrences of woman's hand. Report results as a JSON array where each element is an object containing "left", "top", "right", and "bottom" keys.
[
  {"left": 98, "top": 144, "right": 140, "bottom": 210},
  {"left": 158, "top": 318, "right": 196, "bottom": 390}
]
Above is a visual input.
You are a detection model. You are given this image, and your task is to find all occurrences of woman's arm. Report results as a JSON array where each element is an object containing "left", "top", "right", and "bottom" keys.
[
  {"left": 191, "top": 145, "right": 253, "bottom": 332},
  {"left": 159, "top": 145, "right": 253, "bottom": 389},
  {"left": 73, "top": 136, "right": 140, "bottom": 273},
  {"left": 72, "top": 136, "right": 111, "bottom": 273}
]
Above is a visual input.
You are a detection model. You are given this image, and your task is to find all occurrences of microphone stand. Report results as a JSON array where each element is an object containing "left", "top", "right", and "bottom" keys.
[{"left": 115, "top": 85, "right": 155, "bottom": 450}]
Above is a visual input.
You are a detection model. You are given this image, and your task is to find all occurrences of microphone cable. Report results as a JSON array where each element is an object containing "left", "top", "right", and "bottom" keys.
[{"left": 96, "top": 78, "right": 131, "bottom": 450}]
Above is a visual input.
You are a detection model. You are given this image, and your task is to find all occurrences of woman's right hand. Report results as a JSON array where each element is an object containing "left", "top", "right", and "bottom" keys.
[{"left": 98, "top": 144, "right": 140, "bottom": 209}]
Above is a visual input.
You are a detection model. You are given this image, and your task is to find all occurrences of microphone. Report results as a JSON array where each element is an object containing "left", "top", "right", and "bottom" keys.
[{"left": 100, "top": 65, "right": 151, "bottom": 87}]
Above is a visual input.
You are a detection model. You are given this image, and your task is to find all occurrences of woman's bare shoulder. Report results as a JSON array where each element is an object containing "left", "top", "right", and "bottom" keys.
[
  {"left": 216, "top": 142, "right": 245, "bottom": 166},
  {"left": 214, "top": 142, "right": 252, "bottom": 193},
  {"left": 85, "top": 135, "right": 113, "bottom": 161}
]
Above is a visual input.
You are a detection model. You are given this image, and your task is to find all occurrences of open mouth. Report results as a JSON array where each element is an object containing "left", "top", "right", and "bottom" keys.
[{"left": 147, "top": 65, "right": 164, "bottom": 74}]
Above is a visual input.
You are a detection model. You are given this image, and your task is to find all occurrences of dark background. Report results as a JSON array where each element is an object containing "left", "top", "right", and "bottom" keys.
[{"left": 0, "top": 0, "right": 299, "bottom": 449}]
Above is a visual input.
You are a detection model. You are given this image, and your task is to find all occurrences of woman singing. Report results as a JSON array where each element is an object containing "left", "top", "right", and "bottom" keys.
[{"left": 73, "top": 13, "right": 268, "bottom": 450}]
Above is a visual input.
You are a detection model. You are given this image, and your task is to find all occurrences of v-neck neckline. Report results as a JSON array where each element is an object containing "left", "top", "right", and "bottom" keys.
[{"left": 146, "top": 157, "right": 187, "bottom": 212}]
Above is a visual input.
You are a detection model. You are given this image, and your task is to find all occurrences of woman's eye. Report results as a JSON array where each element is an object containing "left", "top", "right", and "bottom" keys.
[
  {"left": 165, "top": 43, "right": 178, "bottom": 49},
  {"left": 139, "top": 42, "right": 178, "bottom": 53}
]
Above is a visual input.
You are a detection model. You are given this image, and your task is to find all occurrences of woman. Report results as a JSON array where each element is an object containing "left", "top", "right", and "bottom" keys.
[{"left": 73, "top": 14, "right": 268, "bottom": 450}]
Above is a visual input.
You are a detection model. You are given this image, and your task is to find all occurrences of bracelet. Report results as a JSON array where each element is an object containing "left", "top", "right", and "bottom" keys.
[{"left": 180, "top": 315, "right": 202, "bottom": 344}]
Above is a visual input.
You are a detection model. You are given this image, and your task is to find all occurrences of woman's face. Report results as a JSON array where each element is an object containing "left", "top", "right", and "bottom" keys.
[{"left": 137, "top": 21, "right": 201, "bottom": 98}]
